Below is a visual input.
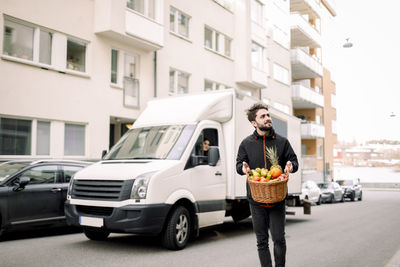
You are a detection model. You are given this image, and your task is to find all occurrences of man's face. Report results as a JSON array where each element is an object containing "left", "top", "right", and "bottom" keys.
[{"left": 251, "top": 109, "right": 272, "bottom": 131}]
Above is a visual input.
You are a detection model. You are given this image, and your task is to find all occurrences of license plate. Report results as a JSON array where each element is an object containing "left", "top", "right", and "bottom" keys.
[{"left": 79, "top": 216, "right": 103, "bottom": 227}]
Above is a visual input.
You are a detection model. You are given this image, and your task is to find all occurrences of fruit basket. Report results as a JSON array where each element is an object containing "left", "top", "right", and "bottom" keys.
[{"left": 247, "top": 173, "right": 288, "bottom": 204}]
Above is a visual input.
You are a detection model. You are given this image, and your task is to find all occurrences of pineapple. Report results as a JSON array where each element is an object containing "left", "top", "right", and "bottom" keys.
[{"left": 265, "top": 146, "right": 282, "bottom": 178}]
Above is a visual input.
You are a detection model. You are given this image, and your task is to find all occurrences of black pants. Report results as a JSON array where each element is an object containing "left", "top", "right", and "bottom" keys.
[{"left": 249, "top": 201, "right": 286, "bottom": 267}]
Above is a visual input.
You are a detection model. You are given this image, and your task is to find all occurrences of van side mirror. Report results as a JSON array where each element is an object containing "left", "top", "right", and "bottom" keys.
[
  {"left": 13, "top": 176, "right": 30, "bottom": 191},
  {"left": 101, "top": 150, "right": 107, "bottom": 159},
  {"left": 208, "top": 146, "right": 220, "bottom": 166}
]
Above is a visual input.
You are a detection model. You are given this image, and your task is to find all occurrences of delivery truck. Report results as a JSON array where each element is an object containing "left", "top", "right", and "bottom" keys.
[{"left": 64, "top": 89, "right": 306, "bottom": 250}]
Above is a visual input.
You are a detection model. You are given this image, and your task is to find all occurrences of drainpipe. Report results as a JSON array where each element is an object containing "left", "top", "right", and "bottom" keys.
[{"left": 153, "top": 51, "right": 157, "bottom": 98}]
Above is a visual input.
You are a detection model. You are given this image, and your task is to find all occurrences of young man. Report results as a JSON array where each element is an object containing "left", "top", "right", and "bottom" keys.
[{"left": 236, "top": 103, "right": 299, "bottom": 267}]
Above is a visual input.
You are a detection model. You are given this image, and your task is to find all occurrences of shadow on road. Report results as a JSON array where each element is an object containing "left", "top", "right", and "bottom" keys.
[{"left": 0, "top": 226, "right": 81, "bottom": 242}]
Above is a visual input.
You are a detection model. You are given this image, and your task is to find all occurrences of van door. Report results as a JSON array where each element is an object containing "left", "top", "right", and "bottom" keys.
[{"left": 185, "top": 125, "right": 226, "bottom": 228}]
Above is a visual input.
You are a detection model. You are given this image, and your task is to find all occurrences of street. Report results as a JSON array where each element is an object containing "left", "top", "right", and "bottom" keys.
[{"left": 1, "top": 190, "right": 399, "bottom": 267}]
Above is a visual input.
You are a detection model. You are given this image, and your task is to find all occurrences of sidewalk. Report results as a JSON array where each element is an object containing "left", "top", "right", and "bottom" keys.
[{"left": 385, "top": 249, "right": 400, "bottom": 267}]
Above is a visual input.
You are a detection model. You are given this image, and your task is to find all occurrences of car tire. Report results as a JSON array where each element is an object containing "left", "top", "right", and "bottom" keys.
[
  {"left": 340, "top": 195, "right": 344, "bottom": 202},
  {"left": 162, "top": 206, "right": 191, "bottom": 250},
  {"left": 316, "top": 196, "right": 321, "bottom": 205},
  {"left": 358, "top": 191, "right": 363, "bottom": 201},
  {"left": 350, "top": 192, "right": 355, "bottom": 201},
  {"left": 83, "top": 227, "right": 110, "bottom": 241}
]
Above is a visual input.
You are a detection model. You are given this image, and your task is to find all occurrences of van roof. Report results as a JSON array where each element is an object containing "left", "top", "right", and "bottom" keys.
[{"left": 134, "top": 90, "right": 235, "bottom": 127}]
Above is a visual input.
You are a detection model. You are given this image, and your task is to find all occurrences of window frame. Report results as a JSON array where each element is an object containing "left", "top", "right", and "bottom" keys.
[
  {"left": 126, "top": 0, "right": 157, "bottom": 21},
  {"left": 169, "top": 6, "right": 191, "bottom": 39},
  {"left": 204, "top": 26, "right": 232, "bottom": 58},
  {"left": 204, "top": 79, "right": 228, "bottom": 91},
  {"left": 169, "top": 68, "right": 190, "bottom": 95}
]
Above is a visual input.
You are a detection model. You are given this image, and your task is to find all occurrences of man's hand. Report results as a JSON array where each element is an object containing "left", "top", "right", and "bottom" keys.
[
  {"left": 242, "top": 162, "right": 250, "bottom": 176},
  {"left": 284, "top": 161, "right": 293, "bottom": 174}
]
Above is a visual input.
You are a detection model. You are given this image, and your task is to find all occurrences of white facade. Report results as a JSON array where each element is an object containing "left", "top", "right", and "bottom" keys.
[{"left": 0, "top": 0, "right": 302, "bottom": 161}]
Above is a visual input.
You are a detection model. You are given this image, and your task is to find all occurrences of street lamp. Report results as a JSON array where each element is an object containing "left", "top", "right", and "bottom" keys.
[{"left": 343, "top": 38, "right": 353, "bottom": 48}]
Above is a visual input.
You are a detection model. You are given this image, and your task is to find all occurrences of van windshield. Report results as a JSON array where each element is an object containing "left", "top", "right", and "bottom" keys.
[{"left": 104, "top": 125, "right": 196, "bottom": 160}]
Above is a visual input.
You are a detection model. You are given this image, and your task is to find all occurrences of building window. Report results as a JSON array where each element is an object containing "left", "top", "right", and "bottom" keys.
[
  {"left": 332, "top": 120, "right": 337, "bottom": 134},
  {"left": 273, "top": 63, "right": 290, "bottom": 85},
  {"left": 204, "top": 79, "right": 227, "bottom": 91},
  {"left": 251, "top": 41, "right": 264, "bottom": 70},
  {"left": 0, "top": 117, "right": 32, "bottom": 155},
  {"left": 2, "top": 17, "right": 34, "bottom": 61},
  {"left": 123, "top": 53, "right": 139, "bottom": 107},
  {"left": 66, "top": 39, "right": 86, "bottom": 72},
  {"left": 111, "top": 49, "right": 118, "bottom": 84},
  {"left": 204, "top": 26, "right": 232, "bottom": 57},
  {"left": 127, "top": 0, "right": 156, "bottom": 20},
  {"left": 251, "top": 0, "right": 263, "bottom": 25},
  {"left": 36, "top": 121, "right": 50, "bottom": 155},
  {"left": 331, "top": 94, "right": 336, "bottom": 108},
  {"left": 64, "top": 124, "right": 85, "bottom": 156},
  {"left": 170, "top": 68, "right": 190, "bottom": 94},
  {"left": 39, "top": 30, "right": 52, "bottom": 65},
  {"left": 170, "top": 7, "right": 191, "bottom": 38}
]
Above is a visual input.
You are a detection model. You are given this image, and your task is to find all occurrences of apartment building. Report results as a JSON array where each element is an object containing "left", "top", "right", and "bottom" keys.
[
  {"left": 290, "top": 0, "right": 337, "bottom": 183},
  {"left": 0, "top": 0, "right": 300, "bottom": 161}
]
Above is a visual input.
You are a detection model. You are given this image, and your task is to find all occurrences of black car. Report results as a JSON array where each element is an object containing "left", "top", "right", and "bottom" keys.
[
  {"left": 336, "top": 179, "right": 363, "bottom": 201},
  {"left": 0, "top": 160, "right": 90, "bottom": 237}
]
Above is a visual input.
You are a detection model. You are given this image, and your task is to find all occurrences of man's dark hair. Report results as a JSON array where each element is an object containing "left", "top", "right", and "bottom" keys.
[{"left": 246, "top": 103, "right": 269, "bottom": 122}]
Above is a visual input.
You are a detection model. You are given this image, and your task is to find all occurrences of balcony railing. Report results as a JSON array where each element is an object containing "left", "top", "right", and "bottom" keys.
[
  {"left": 291, "top": 48, "right": 323, "bottom": 79},
  {"left": 292, "top": 84, "right": 324, "bottom": 108},
  {"left": 302, "top": 155, "right": 317, "bottom": 170},
  {"left": 301, "top": 122, "right": 325, "bottom": 139},
  {"left": 290, "top": 13, "right": 321, "bottom": 48},
  {"left": 290, "top": 0, "right": 322, "bottom": 19},
  {"left": 321, "top": 0, "right": 337, "bottom": 16}
]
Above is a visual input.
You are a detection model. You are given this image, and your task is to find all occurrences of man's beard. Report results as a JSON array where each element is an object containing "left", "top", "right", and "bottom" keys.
[{"left": 257, "top": 122, "right": 272, "bottom": 131}]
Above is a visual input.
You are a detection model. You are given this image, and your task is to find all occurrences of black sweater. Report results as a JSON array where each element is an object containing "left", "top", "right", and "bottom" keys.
[{"left": 236, "top": 128, "right": 299, "bottom": 205}]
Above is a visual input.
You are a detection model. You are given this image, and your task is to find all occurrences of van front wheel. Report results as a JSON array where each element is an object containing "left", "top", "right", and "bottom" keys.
[
  {"left": 83, "top": 227, "right": 110, "bottom": 241},
  {"left": 162, "top": 206, "right": 191, "bottom": 250}
]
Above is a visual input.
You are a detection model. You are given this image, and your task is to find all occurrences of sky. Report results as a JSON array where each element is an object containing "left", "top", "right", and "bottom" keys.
[{"left": 322, "top": 0, "right": 400, "bottom": 143}]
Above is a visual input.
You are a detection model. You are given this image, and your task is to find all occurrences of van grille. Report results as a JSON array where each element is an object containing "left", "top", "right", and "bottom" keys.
[
  {"left": 76, "top": 205, "right": 114, "bottom": 217},
  {"left": 71, "top": 179, "right": 134, "bottom": 201}
]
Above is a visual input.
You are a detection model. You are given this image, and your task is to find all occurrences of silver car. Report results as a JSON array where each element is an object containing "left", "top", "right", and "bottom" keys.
[{"left": 317, "top": 182, "right": 344, "bottom": 203}]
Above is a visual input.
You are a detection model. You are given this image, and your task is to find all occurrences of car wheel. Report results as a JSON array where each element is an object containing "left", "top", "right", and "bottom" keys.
[
  {"left": 350, "top": 192, "right": 355, "bottom": 201},
  {"left": 340, "top": 194, "right": 344, "bottom": 202},
  {"left": 316, "top": 196, "right": 321, "bottom": 205},
  {"left": 162, "top": 206, "right": 191, "bottom": 250},
  {"left": 83, "top": 227, "right": 110, "bottom": 241},
  {"left": 358, "top": 191, "right": 363, "bottom": 201}
]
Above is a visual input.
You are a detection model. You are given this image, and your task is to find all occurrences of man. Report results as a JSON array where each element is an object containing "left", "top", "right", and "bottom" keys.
[
  {"left": 202, "top": 139, "right": 210, "bottom": 156},
  {"left": 236, "top": 103, "right": 298, "bottom": 267}
]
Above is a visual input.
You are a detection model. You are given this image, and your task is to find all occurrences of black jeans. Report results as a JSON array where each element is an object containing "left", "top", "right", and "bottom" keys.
[{"left": 249, "top": 201, "right": 286, "bottom": 267}]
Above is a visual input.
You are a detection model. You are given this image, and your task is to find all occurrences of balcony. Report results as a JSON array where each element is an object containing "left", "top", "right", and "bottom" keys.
[
  {"left": 301, "top": 122, "right": 325, "bottom": 139},
  {"left": 291, "top": 0, "right": 322, "bottom": 19},
  {"left": 290, "top": 14, "right": 321, "bottom": 48},
  {"left": 292, "top": 84, "right": 324, "bottom": 108},
  {"left": 321, "top": 0, "right": 337, "bottom": 16},
  {"left": 94, "top": 0, "right": 164, "bottom": 52},
  {"left": 291, "top": 48, "right": 323, "bottom": 79}
]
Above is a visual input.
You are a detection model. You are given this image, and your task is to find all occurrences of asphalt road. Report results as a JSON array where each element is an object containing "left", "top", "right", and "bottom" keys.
[{"left": 0, "top": 190, "right": 399, "bottom": 267}]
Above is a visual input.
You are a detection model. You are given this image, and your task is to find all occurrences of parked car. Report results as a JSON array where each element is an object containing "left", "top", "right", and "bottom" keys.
[
  {"left": 317, "top": 182, "right": 344, "bottom": 203},
  {"left": 301, "top": 180, "right": 321, "bottom": 205},
  {"left": 0, "top": 160, "right": 90, "bottom": 237},
  {"left": 336, "top": 179, "right": 363, "bottom": 201}
]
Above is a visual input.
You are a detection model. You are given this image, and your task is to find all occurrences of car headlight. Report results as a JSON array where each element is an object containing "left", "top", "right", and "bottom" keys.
[{"left": 130, "top": 171, "right": 157, "bottom": 199}]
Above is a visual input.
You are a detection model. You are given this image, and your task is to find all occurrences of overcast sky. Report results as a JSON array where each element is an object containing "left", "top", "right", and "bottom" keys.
[{"left": 322, "top": 0, "right": 400, "bottom": 143}]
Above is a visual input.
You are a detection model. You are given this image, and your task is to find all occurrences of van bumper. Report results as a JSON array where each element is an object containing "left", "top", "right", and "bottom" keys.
[{"left": 64, "top": 201, "right": 171, "bottom": 235}]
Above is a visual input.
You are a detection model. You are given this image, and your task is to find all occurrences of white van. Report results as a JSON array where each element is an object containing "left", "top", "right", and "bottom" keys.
[{"left": 65, "top": 89, "right": 304, "bottom": 250}]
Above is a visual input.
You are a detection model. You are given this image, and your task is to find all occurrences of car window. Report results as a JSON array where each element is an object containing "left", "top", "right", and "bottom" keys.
[
  {"left": 20, "top": 165, "right": 58, "bottom": 185},
  {"left": 0, "top": 161, "right": 31, "bottom": 181},
  {"left": 62, "top": 165, "right": 84, "bottom": 183}
]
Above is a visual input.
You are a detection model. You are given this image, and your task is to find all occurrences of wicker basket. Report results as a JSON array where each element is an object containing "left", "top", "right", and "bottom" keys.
[{"left": 247, "top": 175, "right": 289, "bottom": 204}]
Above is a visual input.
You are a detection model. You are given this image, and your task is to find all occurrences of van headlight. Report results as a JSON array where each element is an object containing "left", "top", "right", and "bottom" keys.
[
  {"left": 131, "top": 171, "right": 157, "bottom": 199},
  {"left": 67, "top": 176, "right": 75, "bottom": 199}
]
